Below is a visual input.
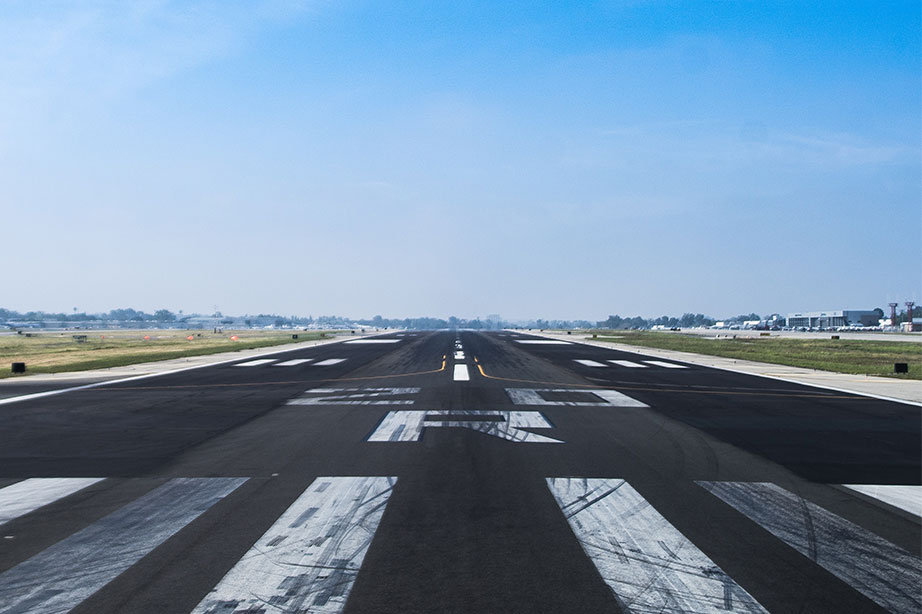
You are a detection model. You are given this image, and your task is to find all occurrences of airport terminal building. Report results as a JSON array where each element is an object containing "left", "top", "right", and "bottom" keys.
[{"left": 786, "top": 310, "right": 878, "bottom": 328}]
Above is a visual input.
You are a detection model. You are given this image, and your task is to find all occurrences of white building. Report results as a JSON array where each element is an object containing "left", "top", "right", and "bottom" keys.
[{"left": 786, "top": 310, "right": 878, "bottom": 329}]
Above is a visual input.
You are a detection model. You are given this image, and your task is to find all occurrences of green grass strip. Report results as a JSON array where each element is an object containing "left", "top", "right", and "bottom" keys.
[{"left": 587, "top": 331, "right": 921, "bottom": 380}]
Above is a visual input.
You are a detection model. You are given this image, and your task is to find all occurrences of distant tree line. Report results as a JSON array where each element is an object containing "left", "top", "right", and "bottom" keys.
[
  {"left": 0, "top": 307, "right": 179, "bottom": 322},
  {"left": 4, "top": 306, "right": 918, "bottom": 330}
]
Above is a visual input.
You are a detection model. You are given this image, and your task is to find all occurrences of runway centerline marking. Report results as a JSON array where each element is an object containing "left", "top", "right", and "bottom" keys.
[
  {"left": 548, "top": 478, "right": 767, "bottom": 613},
  {"left": 368, "top": 410, "right": 562, "bottom": 443},
  {"left": 453, "top": 364, "right": 470, "bottom": 381},
  {"left": 700, "top": 481, "right": 922, "bottom": 613},
  {"left": 191, "top": 476, "right": 396, "bottom": 614}
]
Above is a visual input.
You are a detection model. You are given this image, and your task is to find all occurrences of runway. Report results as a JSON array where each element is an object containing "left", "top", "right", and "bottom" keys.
[{"left": 0, "top": 330, "right": 919, "bottom": 613}]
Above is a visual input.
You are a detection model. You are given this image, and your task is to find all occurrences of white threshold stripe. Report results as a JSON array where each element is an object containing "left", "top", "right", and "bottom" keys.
[
  {"left": 843, "top": 484, "right": 922, "bottom": 517},
  {"left": 314, "top": 359, "right": 347, "bottom": 366},
  {"left": 608, "top": 359, "right": 648, "bottom": 368},
  {"left": 234, "top": 359, "right": 277, "bottom": 367},
  {"left": 453, "top": 365, "right": 470, "bottom": 381},
  {"left": 644, "top": 360, "right": 688, "bottom": 369},
  {"left": 699, "top": 481, "right": 922, "bottom": 613},
  {"left": 515, "top": 339, "right": 572, "bottom": 345},
  {"left": 0, "top": 478, "right": 105, "bottom": 527},
  {"left": 548, "top": 478, "right": 766, "bottom": 613},
  {"left": 0, "top": 477, "right": 246, "bottom": 614},
  {"left": 273, "top": 358, "right": 315, "bottom": 366},
  {"left": 344, "top": 339, "right": 401, "bottom": 344},
  {"left": 574, "top": 359, "right": 608, "bottom": 367},
  {"left": 192, "top": 476, "right": 396, "bottom": 614}
]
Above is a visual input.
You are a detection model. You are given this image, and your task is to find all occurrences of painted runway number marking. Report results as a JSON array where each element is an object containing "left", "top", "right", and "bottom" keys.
[
  {"left": 368, "top": 410, "right": 562, "bottom": 443},
  {"left": 288, "top": 387, "right": 421, "bottom": 406},
  {"left": 506, "top": 388, "right": 648, "bottom": 407}
]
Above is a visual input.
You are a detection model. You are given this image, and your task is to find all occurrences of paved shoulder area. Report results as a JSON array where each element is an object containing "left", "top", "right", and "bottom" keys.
[
  {"left": 528, "top": 330, "right": 921, "bottom": 405},
  {"left": 0, "top": 332, "right": 377, "bottom": 401}
]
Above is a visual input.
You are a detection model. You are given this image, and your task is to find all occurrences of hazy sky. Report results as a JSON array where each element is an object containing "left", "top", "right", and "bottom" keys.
[{"left": 2, "top": 1, "right": 919, "bottom": 320}]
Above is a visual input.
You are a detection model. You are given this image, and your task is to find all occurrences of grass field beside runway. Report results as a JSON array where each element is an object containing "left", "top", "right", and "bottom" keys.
[
  {"left": 587, "top": 330, "right": 921, "bottom": 380},
  {"left": 0, "top": 329, "right": 331, "bottom": 378}
]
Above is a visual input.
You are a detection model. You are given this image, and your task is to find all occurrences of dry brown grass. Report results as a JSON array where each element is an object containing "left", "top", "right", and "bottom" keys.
[{"left": 0, "top": 329, "right": 330, "bottom": 376}]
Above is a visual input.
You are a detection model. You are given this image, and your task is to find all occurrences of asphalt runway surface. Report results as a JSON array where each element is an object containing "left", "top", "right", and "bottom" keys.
[{"left": 0, "top": 330, "right": 919, "bottom": 613}]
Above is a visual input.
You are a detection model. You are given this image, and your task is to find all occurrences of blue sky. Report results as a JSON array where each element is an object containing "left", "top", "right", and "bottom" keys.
[{"left": 2, "top": 1, "right": 919, "bottom": 320}]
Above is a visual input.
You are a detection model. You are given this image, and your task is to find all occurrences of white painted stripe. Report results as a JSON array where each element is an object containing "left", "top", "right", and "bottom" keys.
[
  {"left": 453, "top": 365, "right": 470, "bottom": 381},
  {"left": 273, "top": 358, "right": 314, "bottom": 366},
  {"left": 700, "top": 481, "right": 922, "bottom": 613},
  {"left": 192, "top": 476, "right": 395, "bottom": 614},
  {"left": 843, "top": 484, "right": 922, "bottom": 517},
  {"left": 0, "top": 478, "right": 105, "bottom": 527},
  {"left": 0, "top": 477, "right": 246, "bottom": 614},
  {"left": 608, "top": 359, "right": 648, "bottom": 368},
  {"left": 454, "top": 351, "right": 465, "bottom": 360},
  {"left": 288, "top": 387, "right": 420, "bottom": 406},
  {"left": 0, "top": 334, "right": 382, "bottom": 408},
  {"left": 314, "top": 358, "right": 347, "bottom": 366},
  {"left": 344, "top": 339, "right": 401, "bottom": 344},
  {"left": 574, "top": 359, "right": 608, "bottom": 367},
  {"left": 515, "top": 340, "right": 572, "bottom": 345},
  {"left": 644, "top": 360, "right": 688, "bottom": 369},
  {"left": 506, "top": 388, "right": 649, "bottom": 407},
  {"left": 533, "top": 333, "right": 922, "bottom": 407},
  {"left": 548, "top": 478, "right": 766, "bottom": 613},
  {"left": 368, "top": 410, "right": 562, "bottom": 443},
  {"left": 234, "top": 359, "right": 277, "bottom": 367}
]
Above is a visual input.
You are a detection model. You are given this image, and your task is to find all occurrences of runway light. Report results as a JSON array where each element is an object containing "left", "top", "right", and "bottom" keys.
[
  {"left": 230, "top": 335, "right": 239, "bottom": 341},
  {"left": 186, "top": 335, "right": 194, "bottom": 341},
  {"left": 143, "top": 335, "right": 150, "bottom": 341}
]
